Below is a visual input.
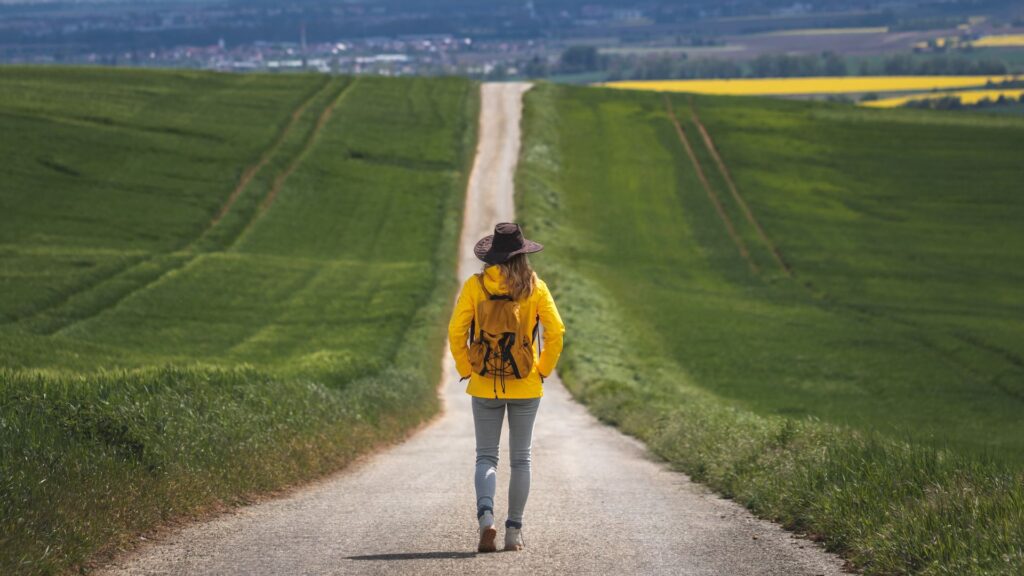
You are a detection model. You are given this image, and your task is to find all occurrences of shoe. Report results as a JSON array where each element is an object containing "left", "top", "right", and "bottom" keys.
[
  {"left": 504, "top": 526, "right": 524, "bottom": 551},
  {"left": 478, "top": 525, "right": 498, "bottom": 553}
]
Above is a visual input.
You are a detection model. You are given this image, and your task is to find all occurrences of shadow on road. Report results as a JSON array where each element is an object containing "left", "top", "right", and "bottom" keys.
[{"left": 347, "top": 551, "right": 478, "bottom": 561}]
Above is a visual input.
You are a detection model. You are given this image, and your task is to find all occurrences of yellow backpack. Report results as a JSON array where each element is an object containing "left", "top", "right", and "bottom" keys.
[{"left": 468, "top": 273, "right": 539, "bottom": 395}]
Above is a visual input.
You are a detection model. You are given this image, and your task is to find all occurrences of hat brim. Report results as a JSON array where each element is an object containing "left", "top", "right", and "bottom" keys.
[{"left": 473, "top": 236, "right": 544, "bottom": 265}]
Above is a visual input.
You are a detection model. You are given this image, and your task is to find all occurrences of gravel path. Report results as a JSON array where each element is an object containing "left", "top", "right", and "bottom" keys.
[{"left": 98, "top": 82, "right": 847, "bottom": 576}]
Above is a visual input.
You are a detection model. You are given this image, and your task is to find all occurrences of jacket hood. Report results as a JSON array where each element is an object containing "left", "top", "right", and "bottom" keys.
[{"left": 481, "top": 265, "right": 508, "bottom": 295}]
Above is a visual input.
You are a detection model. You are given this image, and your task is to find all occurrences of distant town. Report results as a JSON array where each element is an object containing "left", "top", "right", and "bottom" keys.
[
  {"left": 1, "top": 0, "right": 1022, "bottom": 80},
  {"left": 22, "top": 32, "right": 542, "bottom": 78}
]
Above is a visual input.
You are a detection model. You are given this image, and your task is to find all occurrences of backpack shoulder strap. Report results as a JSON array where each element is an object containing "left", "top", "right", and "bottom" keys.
[
  {"left": 470, "top": 273, "right": 487, "bottom": 345},
  {"left": 476, "top": 273, "right": 492, "bottom": 298}
]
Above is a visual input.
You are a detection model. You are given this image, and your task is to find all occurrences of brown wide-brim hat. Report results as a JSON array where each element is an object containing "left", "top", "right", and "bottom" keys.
[{"left": 474, "top": 222, "right": 543, "bottom": 265}]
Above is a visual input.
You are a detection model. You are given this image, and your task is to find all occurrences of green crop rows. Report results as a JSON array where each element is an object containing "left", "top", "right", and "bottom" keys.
[
  {"left": 516, "top": 82, "right": 1024, "bottom": 575},
  {"left": 5, "top": 64, "right": 1022, "bottom": 576},
  {"left": 0, "top": 67, "right": 477, "bottom": 574}
]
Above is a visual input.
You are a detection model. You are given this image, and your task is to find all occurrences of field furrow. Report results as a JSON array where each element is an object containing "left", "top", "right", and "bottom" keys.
[
  {"left": 19, "top": 79, "right": 353, "bottom": 337},
  {"left": 664, "top": 96, "right": 759, "bottom": 274},
  {"left": 517, "top": 82, "right": 1024, "bottom": 575},
  {"left": 4, "top": 77, "right": 338, "bottom": 331},
  {"left": 208, "top": 76, "right": 333, "bottom": 228},
  {"left": 253, "top": 79, "right": 358, "bottom": 216},
  {"left": 0, "top": 71, "right": 478, "bottom": 575},
  {"left": 688, "top": 101, "right": 793, "bottom": 277}
]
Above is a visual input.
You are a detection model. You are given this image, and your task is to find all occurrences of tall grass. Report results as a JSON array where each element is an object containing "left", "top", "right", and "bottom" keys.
[
  {"left": 0, "top": 69, "right": 479, "bottom": 574},
  {"left": 516, "top": 82, "right": 1024, "bottom": 574}
]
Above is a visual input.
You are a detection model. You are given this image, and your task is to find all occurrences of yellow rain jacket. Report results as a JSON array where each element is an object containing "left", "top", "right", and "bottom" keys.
[{"left": 448, "top": 265, "right": 564, "bottom": 399}]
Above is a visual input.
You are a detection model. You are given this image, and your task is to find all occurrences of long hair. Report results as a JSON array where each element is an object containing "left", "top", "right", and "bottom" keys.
[{"left": 494, "top": 254, "right": 536, "bottom": 301}]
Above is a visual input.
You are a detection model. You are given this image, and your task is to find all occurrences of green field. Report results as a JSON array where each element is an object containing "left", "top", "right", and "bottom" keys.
[
  {"left": 0, "top": 67, "right": 477, "bottom": 574},
  {"left": 516, "top": 83, "right": 1024, "bottom": 574},
  {"left": 4, "top": 66, "right": 1023, "bottom": 576}
]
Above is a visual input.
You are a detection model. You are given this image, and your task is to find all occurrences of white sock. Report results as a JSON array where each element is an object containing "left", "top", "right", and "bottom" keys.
[{"left": 479, "top": 510, "right": 494, "bottom": 529}]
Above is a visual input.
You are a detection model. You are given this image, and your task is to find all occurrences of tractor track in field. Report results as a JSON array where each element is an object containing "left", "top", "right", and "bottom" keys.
[
  {"left": 675, "top": 101, "right": 1024, "bottom": 403},
  {"left": 5, "top": 78, "right": 339, "bottom": 331},
  {"left": 664, "top": 96, "right": 759, "bottom": 275},
  {"left": 676, "top": 103, "right": 1024, "bottom": 405},
  {"left": 256, "top": 78, "right": 357, "bottom": 214},
  {"left": 209, "top": 77, "right": 334, "bottom": 227},
  {"left": 688, "top": 100, "right": 793, "bottom": 278},
  {"left": 42, "top": 78, "right": 355, "bottom": 337},
  {"left": 98, "top": 82, "right": 846, "bottom": 576}
]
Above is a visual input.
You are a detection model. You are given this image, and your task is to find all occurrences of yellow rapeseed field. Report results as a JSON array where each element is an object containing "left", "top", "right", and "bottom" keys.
[
  {"left": 860, "top": 88, "right": 1024, "bottom": 108},
  {"left": 971, "top": 34, "right": 1024, "bottom": 47},
  {"left": 602, "top": 75, "right": 1021, "bottom": 96}
]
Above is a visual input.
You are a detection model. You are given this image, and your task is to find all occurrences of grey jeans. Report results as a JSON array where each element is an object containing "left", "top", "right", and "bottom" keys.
[{"left": 472, "top": 396, "right": 541, "bottom": 527}]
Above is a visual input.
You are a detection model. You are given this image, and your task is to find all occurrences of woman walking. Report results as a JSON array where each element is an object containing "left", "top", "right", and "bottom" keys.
[{"left": 448, "top": 222, "right": 565, "bottom": 553}]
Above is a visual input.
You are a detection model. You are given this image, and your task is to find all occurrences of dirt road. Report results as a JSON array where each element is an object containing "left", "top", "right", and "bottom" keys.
[{"left": 98, "top": 82, "right": 846, "bottom": 576}]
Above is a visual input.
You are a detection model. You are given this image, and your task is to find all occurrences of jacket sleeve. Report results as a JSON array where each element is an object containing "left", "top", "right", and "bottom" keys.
[
  {"left": 448, "top": 277, "right": 476, "bottom": 379},
  {"left": 536, "top": 280, "right": 565, "bottom": 378}
]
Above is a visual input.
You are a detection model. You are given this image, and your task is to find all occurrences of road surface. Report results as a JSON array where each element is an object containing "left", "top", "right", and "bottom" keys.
[{"left": 99, "top": 82, "right": 847, "bottom": 576}]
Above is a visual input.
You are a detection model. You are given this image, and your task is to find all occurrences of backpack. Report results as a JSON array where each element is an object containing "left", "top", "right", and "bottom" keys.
[{"left": 468, "top": 273, "right": 540, "bottom": 395}]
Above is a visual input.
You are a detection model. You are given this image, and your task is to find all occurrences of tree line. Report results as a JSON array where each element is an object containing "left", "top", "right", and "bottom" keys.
[
  {"left": 904, "top": 93, "right": 1024, "bottom": 110},
  {"left": 519, "top": 45, "right": 1010, "bottom": 80}
]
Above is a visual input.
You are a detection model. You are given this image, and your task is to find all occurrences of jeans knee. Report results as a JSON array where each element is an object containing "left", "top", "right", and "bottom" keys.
[
  {"left": 476, "top": 453, "right": 499, "bottom": 468},
  {"left": 509, "top": 449, "right": 531, "bottom": 471}
]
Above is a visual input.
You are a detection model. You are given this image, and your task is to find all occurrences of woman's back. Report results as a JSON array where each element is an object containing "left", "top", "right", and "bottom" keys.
[
  {"left": 446, "top": 222, "right": 564, "bottom": 553},
  {"left": 448, "top": 265, "right": 564, "bottom": 399}
]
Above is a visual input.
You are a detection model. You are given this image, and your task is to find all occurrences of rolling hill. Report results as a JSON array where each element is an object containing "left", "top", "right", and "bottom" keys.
[
  {"left": 0, "top": 67, "right": 477, "bottom": 575},
  {"left": 516, "top": 82, "right": 1024, "bottom": 574}
]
